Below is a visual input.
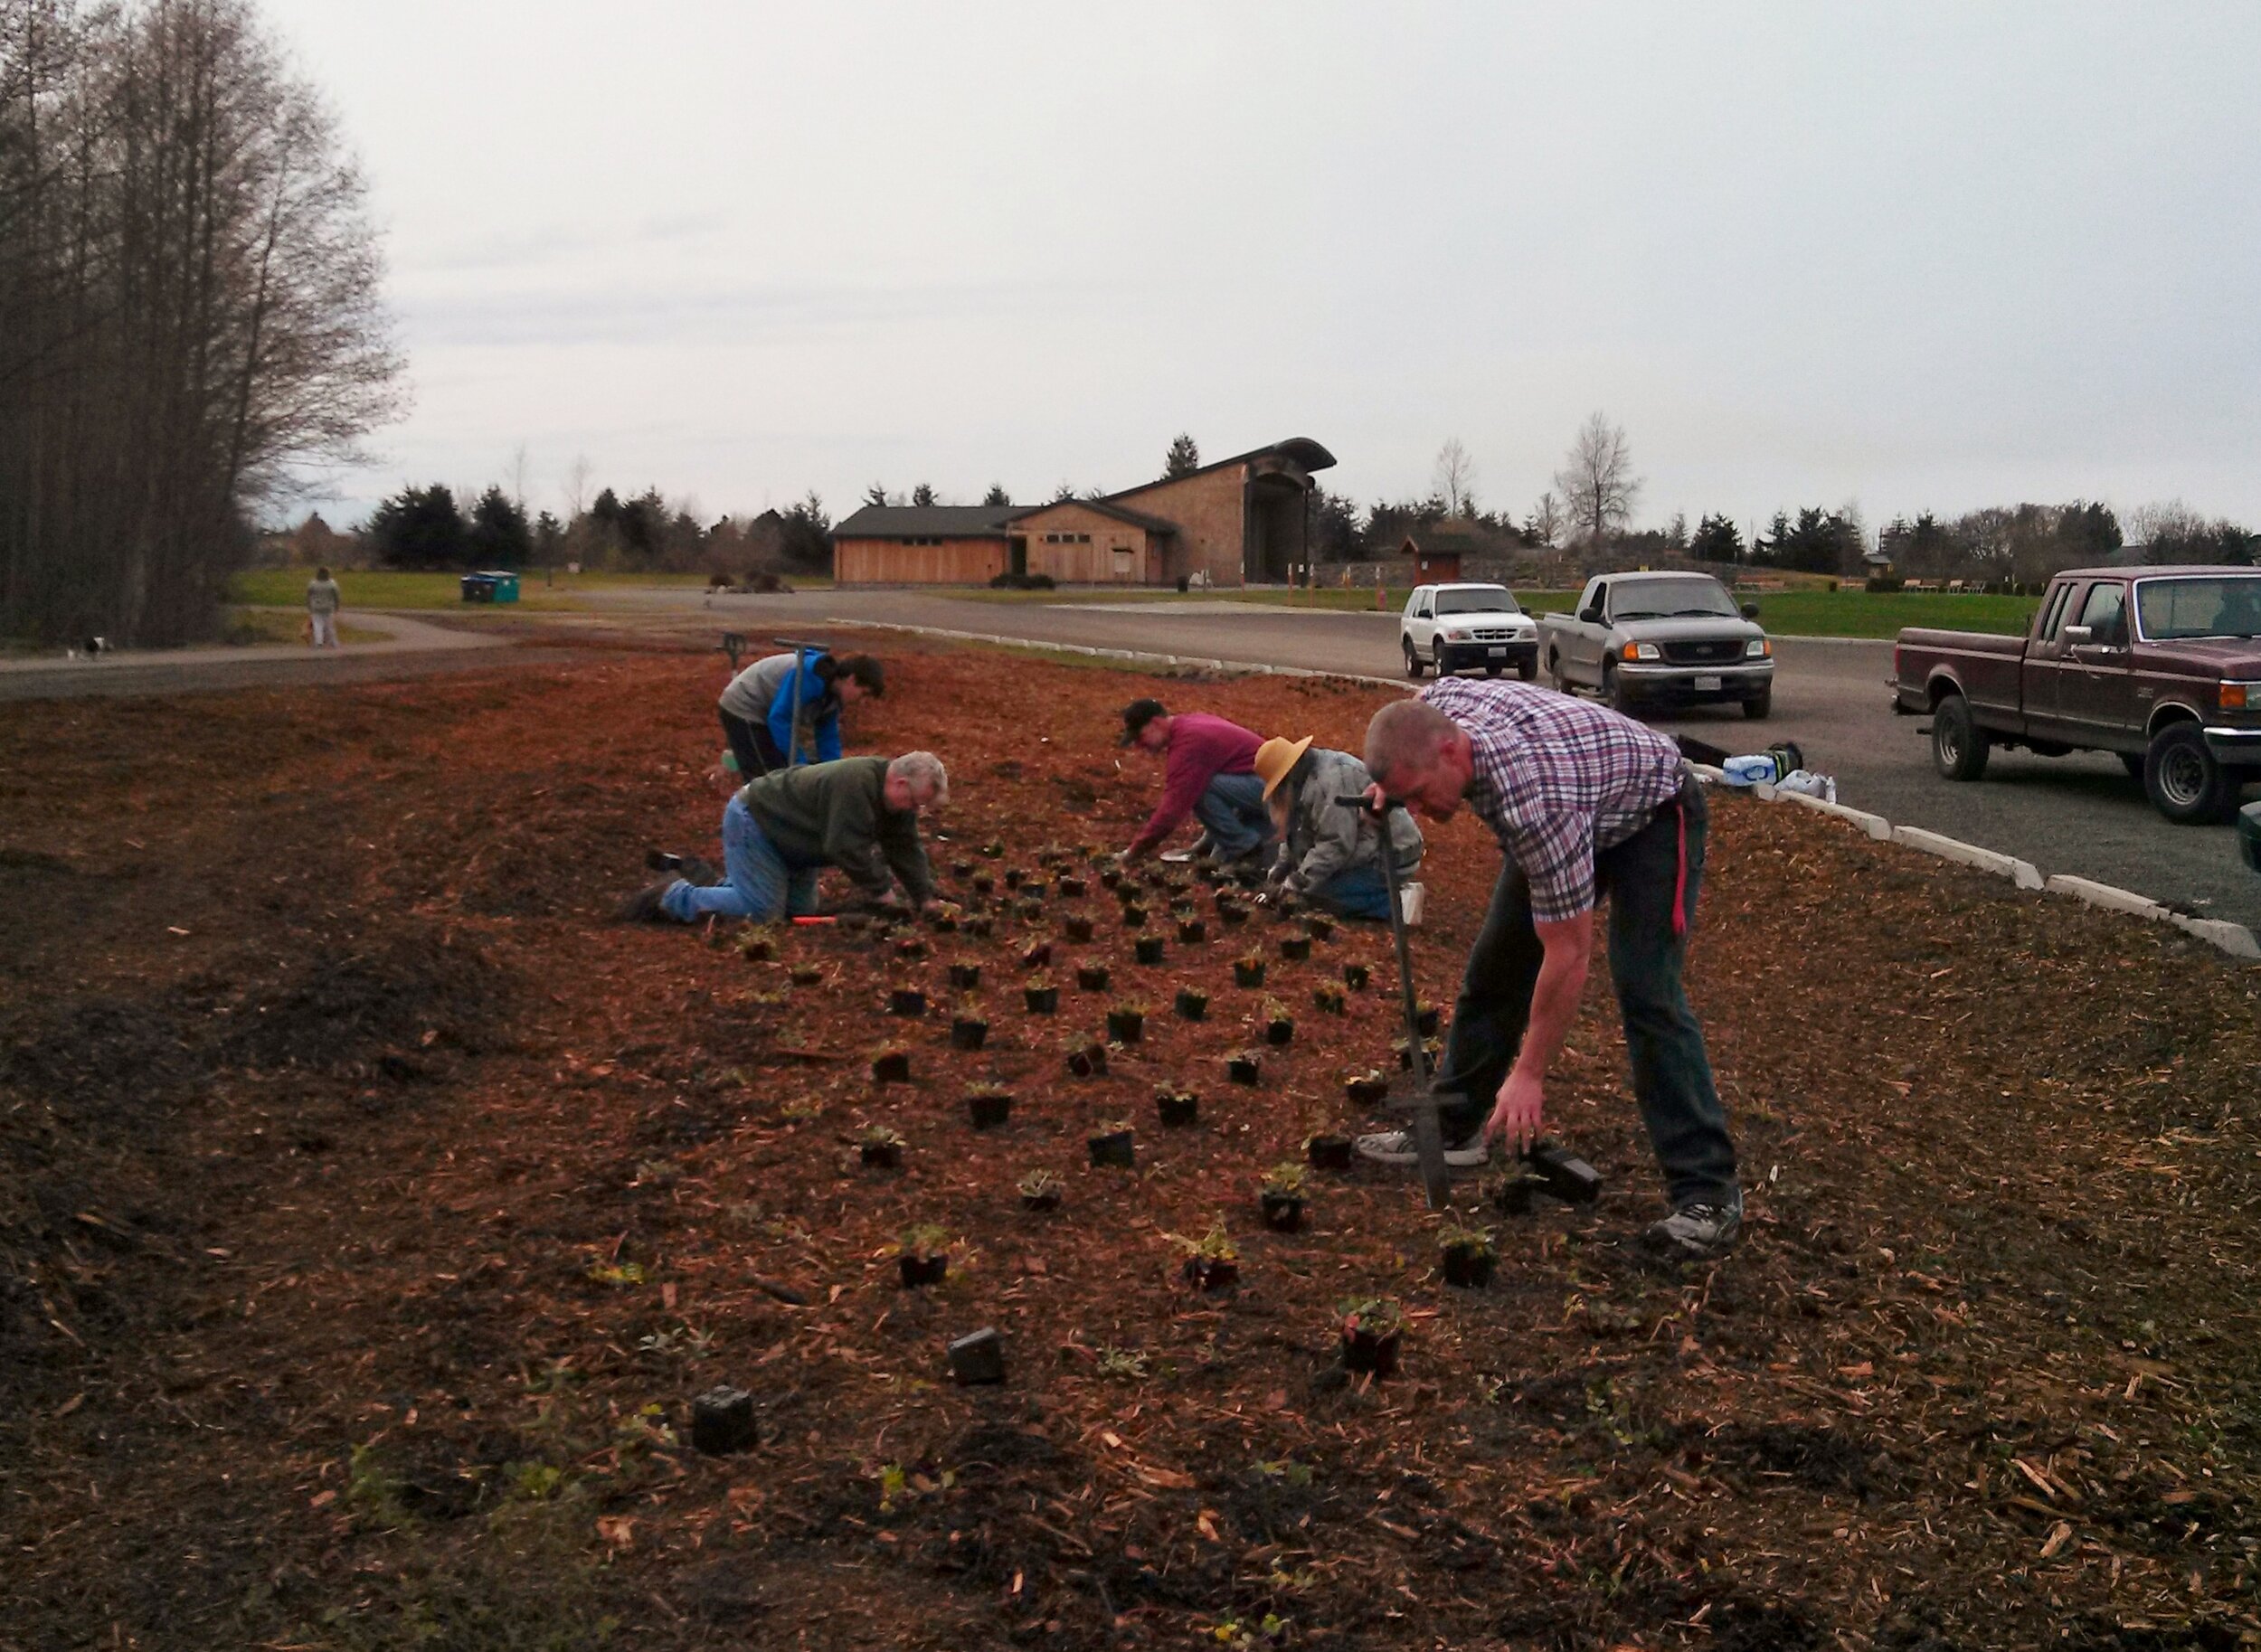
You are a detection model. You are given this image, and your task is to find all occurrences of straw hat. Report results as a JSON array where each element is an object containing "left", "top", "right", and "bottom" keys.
[{"left": 1253, "top": 735, "right": 1314, "bottom": 800}]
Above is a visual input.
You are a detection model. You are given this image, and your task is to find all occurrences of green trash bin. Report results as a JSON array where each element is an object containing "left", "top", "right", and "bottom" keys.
[
  {"left": 459, "top": 573, "right": 497, "bottom": 603},
  {"left": 478, "top": 571, "right": 521, "bottom": 603}
]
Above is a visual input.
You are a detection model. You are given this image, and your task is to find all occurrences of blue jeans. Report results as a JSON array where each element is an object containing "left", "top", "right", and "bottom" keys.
[
  {"left": 1192, "top": 772, "right": 1273, "bottom": 860},
  {"left": 1433, "top": 777, "right": 1738, "bottom": 1207},
  {"left": 660, "top": 795, "right": 818, "bottom": 922},
  {"left": 1306, "top": 861, "right": 1395, "bottom": 921}
]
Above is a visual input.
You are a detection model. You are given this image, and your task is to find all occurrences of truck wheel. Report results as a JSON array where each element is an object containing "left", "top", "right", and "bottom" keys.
[
  {"left": 2143, "top": 723, "right": 2238, "bottom": 824},
  {"left": 1742, "top": 689, "right": 1772, "bottom": 721},
  {"left": 1547, "top": 649, "right": 1570, "bottom": 694},
  {"left": 1402, "top": 639, "right": 1425, "bottom": 681},
  {"left": 1517, "top": 656, "right": 1537, "bottom": 682},
  {"left": 1604, "top": 664, "right": 1638, "bottom": 716},
  {"left": 1931, "top": 694, "right": 1990, "bottom": 781}
]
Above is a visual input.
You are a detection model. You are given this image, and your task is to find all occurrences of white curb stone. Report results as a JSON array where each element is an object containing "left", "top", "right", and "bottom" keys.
[
  {"left": 1890, "top": 825, "right": 2046, "bottom": 890},
  {"left": 1774, "top": 789, "right": 1894, "bottom": 840},
  {"left": 2166, "top": 914, "right": 2261, "bottom": 960},
  {"left": 2043, "top": 874, "right": 2167, "bottom": 920}
]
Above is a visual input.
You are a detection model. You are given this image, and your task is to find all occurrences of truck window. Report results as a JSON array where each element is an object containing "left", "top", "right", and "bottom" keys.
[
  {"left": 2034, "top": 582, "right": 2074, "bottom": 643},
  {"left": 1575, "top": 579, "right": 1604, "bottom": 618},
  {"left": 2077, "top": 582, "right": 2127, "bottom": 645},
  {"left": 2136, "top": 575, "right": 2261, "bottom": 640}
]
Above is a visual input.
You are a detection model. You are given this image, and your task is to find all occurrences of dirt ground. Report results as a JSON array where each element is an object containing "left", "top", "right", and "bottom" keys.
[{"left": 3, "top": 641, "right": 2258, "bottom": 1652}]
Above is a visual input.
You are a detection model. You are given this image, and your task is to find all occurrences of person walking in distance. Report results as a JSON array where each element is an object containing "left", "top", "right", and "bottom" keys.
[
  {"left": 307, "top": 567, "right": 343, "bottom": 648},
  {"left": 1358, "top": 678, "right": 1742, "bottom": 1261}
]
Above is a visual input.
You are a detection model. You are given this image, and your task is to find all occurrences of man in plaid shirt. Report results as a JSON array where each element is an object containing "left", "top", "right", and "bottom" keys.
[{"left": 1358, "top": 678, "right": 1742, "bottom": 1260}]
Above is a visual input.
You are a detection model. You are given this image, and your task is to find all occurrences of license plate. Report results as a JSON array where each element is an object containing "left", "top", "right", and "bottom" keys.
[
  {"left": 1486, "top": 647, "right": 1506, "bottom": 657},
  {"left": 1694, "top": 675, "right": 1722, "bottom": 692}
]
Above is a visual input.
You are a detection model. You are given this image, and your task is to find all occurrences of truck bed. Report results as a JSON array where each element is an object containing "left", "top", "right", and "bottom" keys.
[{"left": 1892, "top": 626, "right": 2025, "bottom": 718}]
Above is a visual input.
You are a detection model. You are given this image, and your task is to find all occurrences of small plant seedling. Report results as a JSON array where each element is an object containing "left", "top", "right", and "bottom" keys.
[
  {"left": 1394, "top": 1037, "right": 1442, "bottom": 1073},
  {"left": 1155, "top": 1087, "right": 1199, "bottom": 1128},
  {"left": 1170, "top": 1217, "right": 1240, "bottom": 1291},
  {"left": 1058, "top": 874, "right": 1087, "bottom": 899},
  {"left": 1304, "top": 1114, "right": 1354, "bottom": 1171},
  {"left": 1018, "top": 1168, "right": 1063, "bottom": 1211},
  {"left": 950, "top": 996, "right": 989, "bottom": 1052},
  {"left": 1075, "top": 961, "right": 1111, "bottom": 993},
  {"left": 1088, "top": 1119, "right": 1136, "bottom": 1168},
  {"left": 1174, "top": 985, "right": 1210, "bottom": 1020},
  {"left": 1121, "top": 902, "right": 1149, "bottom": 930},
  {"left": 858, "top": 1124, "right": 906, "bottom": 1168},
  {"left": 1262, "top": 997, "right": 1295, "bottom": 1046},
  {"left": 1178, "top": 917, "right": 1208, "bottom": 944},
  {"left": 1226, "top": 1050, "right": 1262, "bottom": 1086},
  {"left": 1022, "top": 939, "right": 1053, "bottom": 970},
  {"left": 1345, "top": 1070, "right": 1390, "bottom": 1108},
  {"left": 965, "top": 1084, "right": 1012, "bottom": 1129},
  {"left": 928, "top": 901, "right": 963, "bottom": 933},
  {"left": 898, "top": 1222, "right": 951, "bottom": 1282},
  {"left": 790, "top": 964, "right": 824, "bottom": 987},
  {"left": 1259, "top": 1162, "right": 1309, "bottom": 1232},
  {"left": 1262, "top": 1161, "right": 1310, "bottom": 1198},
  {"left": 1094, "top": 1345, "right": 1148, "bottom": 1381},
  {"left": 586, "top": 1260, "right": 647, "bottom": 1287},
  {"left": 1337, "top": 1296, "right": 1405, "bottom": 1375},
  {"left": 737, "top": 927, "right": 778, "bottom": 962},
  {"left": 1312, "top": 984, "right": 1347, "bottom": 1015},
  {"left": 948, "top": 960, "right": 982, "bottom": 990},
  {"left": 1064, "top": 1034, "right": 1108, "bottom": 1079},
  {"left": 1023, "top": 973, "right": 1058, "bottom": 1015},
  {"left": 1438, "top": 1220, "right": 1498, "bottom": 1289},
  {"left": 1106, "top": 1001, "right": 1148, "bottom": 1043},
  {"left": 1064, "top": 914, "right": 1095, "bottom": 944},
  {"left": 1233, "top": 951, "right": 1266, "bottom": 989}
]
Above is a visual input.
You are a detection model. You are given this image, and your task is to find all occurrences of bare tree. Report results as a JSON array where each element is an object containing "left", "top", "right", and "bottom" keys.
[
  {"left": 1524, "top": 490, "right": 1564, "bottom": 547},
  {"left": 563, "top": 453, "right": 593, "bottom": 519},
  {"left": 1433, "top": 438, "right": 1476, "bottom": 517},
  {"left": 1553, "top": 413, "right": 1641, "bottom": 545},
  {"left": 508, "top": 443, "right": 530, "bottom": 515}
]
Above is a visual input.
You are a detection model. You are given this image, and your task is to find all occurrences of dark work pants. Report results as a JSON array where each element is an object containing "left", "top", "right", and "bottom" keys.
[
  {"left": 1433, "top": 775, "right": 1738, "bottom": 1208},
  {"left": 719, "top": 707, "right": 787, "bottom": 779}
]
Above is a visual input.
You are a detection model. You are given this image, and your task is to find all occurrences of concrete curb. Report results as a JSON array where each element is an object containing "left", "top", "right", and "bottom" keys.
[{"left": 841, "top": 616, "right": 2259, "bottom": 964}]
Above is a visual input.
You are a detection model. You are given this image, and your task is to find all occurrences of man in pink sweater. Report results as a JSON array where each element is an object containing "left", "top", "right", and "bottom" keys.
[{"left": 1118, "top": 697, "right": 1275, "bottom": 866}]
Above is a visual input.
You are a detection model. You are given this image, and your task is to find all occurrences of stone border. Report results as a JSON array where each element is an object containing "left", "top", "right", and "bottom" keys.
[{"left": 843, "top": 618, "right": 2261, "bottom": 965}]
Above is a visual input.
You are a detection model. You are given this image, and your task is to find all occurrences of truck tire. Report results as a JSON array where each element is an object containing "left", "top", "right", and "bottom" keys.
[
  {"left": 2143, "top": 722, "right": 2239, "bottom": 824},
  {"left": 1547, "top": 648, "right": 1571, "bottom": 694},
  {"left": 1742, "top": 688, "right": 1772, "bottom": 721},
  {"left": 1517, "top": 656, "right": 1537, "bottom": 682},
  {"left": 1402, "top": 639, "right": 1425, "bottom": 681},
  {"left": 1931, "top": 694, "right": 1990, "bottom": 781},
  {"left": 1604, "top": 663, "right": 1638, "bottom": 716}
]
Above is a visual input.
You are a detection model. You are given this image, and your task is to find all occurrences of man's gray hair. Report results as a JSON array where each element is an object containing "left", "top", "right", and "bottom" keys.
[
  {"left": 1364, "top": 699, "right": 1457, "bottom": 789},
  {"left": 887, "top": 750, "right": 949, "bottom": 806}
]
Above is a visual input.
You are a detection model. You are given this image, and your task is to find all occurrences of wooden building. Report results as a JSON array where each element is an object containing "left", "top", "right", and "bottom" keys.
[
  {"left": 831, "top": 438, "right": 1336, "bottom": 587},
  {"left": 1399, "top": 531, "right": 1464, "bottom": 584}
]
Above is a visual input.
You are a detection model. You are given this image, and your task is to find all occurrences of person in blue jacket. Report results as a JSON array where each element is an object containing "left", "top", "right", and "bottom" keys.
[{"left": 715, "top": 649, "right": 885, "bottom": 774}]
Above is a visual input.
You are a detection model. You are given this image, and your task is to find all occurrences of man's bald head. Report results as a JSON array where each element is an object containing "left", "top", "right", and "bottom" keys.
[{"left": 1366, "top": 699, "right": 1459, "bottom": 791}]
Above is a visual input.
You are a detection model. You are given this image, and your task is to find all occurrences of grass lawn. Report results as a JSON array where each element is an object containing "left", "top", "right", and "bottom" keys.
[
  {"left": 220, "top": 608, "right": 387, "bottom": 645},
  {"left": 225, "top": 568, "right": 829, "bottom": 612}
]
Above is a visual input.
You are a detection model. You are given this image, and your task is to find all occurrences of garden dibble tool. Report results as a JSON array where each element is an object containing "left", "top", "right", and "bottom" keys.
[{"left": 1339, "top": 796, "right": 1451, "bottom": 1209}]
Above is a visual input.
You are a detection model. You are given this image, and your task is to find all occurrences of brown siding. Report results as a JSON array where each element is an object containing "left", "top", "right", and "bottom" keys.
[
  {"left": 835, "top": 537, "right": 1007, "bottom": 585},
  {"left": 1010, "top": 502, "right": 1160, "bottom": 584},
  {"left": 1110, "top": 466, "right": 1249, "bottom": 586}
]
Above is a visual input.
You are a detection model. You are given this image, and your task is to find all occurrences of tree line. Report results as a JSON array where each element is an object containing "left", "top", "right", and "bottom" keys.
[{"left": 1, "top": 0, "right": 400, "bottom": 645}]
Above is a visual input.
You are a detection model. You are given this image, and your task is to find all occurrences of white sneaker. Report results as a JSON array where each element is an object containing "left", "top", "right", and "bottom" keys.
[
  {"left": 1354, "top": 1128, "right": 1489, "bottom": 1168},
  {"left": 1396, "top": 882, "right": 1426, "bottom": 928}
]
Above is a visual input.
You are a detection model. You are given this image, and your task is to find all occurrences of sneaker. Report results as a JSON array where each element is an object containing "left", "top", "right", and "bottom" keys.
[
  {"left": 616, "top": 878, "right": 683, "bottom": 922},
  {"left": 1355, "top": 1128, "right": 1490, "bottom": 1168},
  {"left": 1641, "top": 1199, "right": 1743, "bottom": 1262}
]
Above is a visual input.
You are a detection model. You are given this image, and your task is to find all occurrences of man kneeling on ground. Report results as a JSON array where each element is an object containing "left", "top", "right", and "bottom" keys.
[
  {"left": 1253, "top": 734, "right": 1425, "bottom": 922},
  {"left": 1357, "top": 680, "right": 1742, "bottom": 1262},
  {"left": 625, "top": 750, "right": 945, "bottom": 924},
  {"left": 1117, "top": 697, "right": 1274, "bottom": 869}
]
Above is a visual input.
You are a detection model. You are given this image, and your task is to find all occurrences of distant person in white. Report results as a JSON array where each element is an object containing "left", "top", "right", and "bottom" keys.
[{"left": 307, "top": 567, "right": 342, "bottom": 647}]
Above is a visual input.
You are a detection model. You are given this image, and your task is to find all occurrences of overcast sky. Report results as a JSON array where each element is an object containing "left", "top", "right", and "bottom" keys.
[{"left": 267, "top": 2, "right": 2261, "bottom": 537}]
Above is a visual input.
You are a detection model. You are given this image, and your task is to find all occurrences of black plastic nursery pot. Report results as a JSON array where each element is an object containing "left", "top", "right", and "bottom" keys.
[
  {"left": 1134, "top": 937, "right": 1166, "bottom": 965},
  {"left": 896, "top": 938, "right": 929, "bottom": 961},
  {"left": 899, "top": 1253, "right": 948, "bottom": 1289},
  {"left": 929, "top": 911, "right": 958, "bottom": 933},
  {"left": 966, "top": 1090, "right": 1012, "bottom": 1129},
  {"left": 689, "top": 1386, "right": 757, "bottom": 1456},
  {"left": 970, "top": 874, "right": 996, "bottom": 897},
  {"left": 1279, "top": 936, "right": 1312, "bottom": 963},
  {"left": 1345, "top": 1073, "right": 1389, "bottom": 1108},
  {"left": 1065, "top": 916, "right": 1095, "bottom": 944},
  {"left": 1100, "top": 868, "right": 1122, "bottom": 891},
  {"left": 1174, "top": 988, "right": 1209, "bottom": 1021},
  {"left": 1341, "top": 1328, "right": 1400, "bottom": 1377},
  {"left": 1076, "top": 965, "right": 1111, "bottom": 992},
  {"left": 950, "top": 1019, "right": 989, "bottom": 1052},
  {"left": 1058, "top": 876, "right": 1086, "bottom": 899},
  {"left": 1219, "top": 904, "right": 1248, "bottom": 927},
  {"left": 1265, "top": 1017, "right": 1294, "bottom": 1047},
  {"left": 1226, "top": 1054, "right": 1261, "bottom": 1086},
  {"left": 790, "top": 965, "right": 823, "bottom": 986},
  {"left": 1524, "top": 1143, "right": 1604, "bottom": 1205},
  {"left": 890, "top": 988, "right": 927, "bottom": 1017},
  {"left": 1066, "top": 1044, "right": 1108, "bottom": 1079},
  {"left": 1020, "top": 1185, "right": 1062, "bottom": 1213},
  {"left": 740, "top": 934, "right": 775, "bottom": 962},
  {"left": 1106, "top": 1009, "right": 1145, "bottom": 1044},
  {"left": 1022, "top": 941, "right": 1052, "bottom": 969},
  {"left": 1156, "top": 1090, "right": 1198, "bottom": 1128},
  {"left": 949, "top": 1327, "right": 1005, "bottom": 1385},
  {"left": 1441, "top": 1245, "right": 1496, "bottom": 1289},
  {"left": 948, "top": 962, "right": 982, "bottom": 990},
  {"left": 1342, "top": 962, "right": 1370, "bottom": 990},
  {"left": 860, "top": 1140, "right": 903, "bottom": 1169},
  {"left": 1233, "top": 960, "right": 1266, "bottom": 989},
  {"left": 1121, "top": 906, "right": 1149, "bottom": 930},
  {"left": 1259, "top": 1192, "right": 1305, "bottom": 1232},
  {"left": 951, "top": 860, "right": 974, "bottom": 880},
  {"left": 1306, "top": 1134, "right": 1354, "bottom": 1171},
  {"left": 1182, "top": 1257, "right": 1238, "bottom": 1293},
  {"left": 1088, "top": 1130, "right": 1136, "bottom": 1168},
  {"left": 1004, "top": 869, "right": 1024, "bottom": 890},
  {"left": 1414, "top": 1005, "right": 1441, "bottom": 1037},
  {"left": 1024, "top": 986, "right": 1058, "bottom": 1015},
  {"left": 964, "top": 916, "right": 994, "bottom": 939},
  {"left": 871, "top": 1053, "right": 912, "bottom": 1084},
  {"left": 1491, "top": 1174, "right": 1545, "bottom": 1216},
  {"left": 1305, "top": 915, "right": 1335, "bottom": 943},
  {"left": 1178, "top": 920, "right": 1208, "bottom": 944},
  {"left": 1313, "top": 987, "right": 1346, "bottom": 1015},
  {"left": 1022, "top": 879, "right": 1048, "bottom": 901}
]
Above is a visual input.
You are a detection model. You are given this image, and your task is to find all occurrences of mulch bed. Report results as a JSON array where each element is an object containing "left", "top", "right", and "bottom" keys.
[{"left": 2, "top": 641, "right": 2258, "bottom": 1652}]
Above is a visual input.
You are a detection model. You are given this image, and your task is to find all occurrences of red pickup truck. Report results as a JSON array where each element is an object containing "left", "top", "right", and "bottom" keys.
[{"left": 1889, "top": 565, "right": 2261, "bottom": 823}]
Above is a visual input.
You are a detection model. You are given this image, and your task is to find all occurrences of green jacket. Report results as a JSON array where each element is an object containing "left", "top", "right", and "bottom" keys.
[{"left": 738, "top": 756, "right": 932, "bottom": 904}]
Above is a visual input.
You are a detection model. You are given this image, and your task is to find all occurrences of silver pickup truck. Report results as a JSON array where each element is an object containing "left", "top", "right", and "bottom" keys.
[{"left": 1537, "top": 570, "right": 1775, "bottom": 720}]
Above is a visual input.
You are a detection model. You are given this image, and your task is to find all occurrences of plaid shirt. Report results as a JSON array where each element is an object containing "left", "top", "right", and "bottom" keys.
[{"left": 1418, "top": 678, "right": 1685, "bottom": 922}]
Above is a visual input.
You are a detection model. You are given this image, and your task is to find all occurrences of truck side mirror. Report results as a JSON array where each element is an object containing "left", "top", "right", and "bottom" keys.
[
  {"left": 2062, "top": 624, "right": 2094, "bottom": 646},
  {"left": 1579, "top": 605, "right": 1603, "bottom": 625},
  {"left": 1740, "top": 602, "right": 1759, "bottom": 619}
]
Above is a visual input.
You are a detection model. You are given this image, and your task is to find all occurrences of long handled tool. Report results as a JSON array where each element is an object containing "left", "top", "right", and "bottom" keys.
[
  {"left": 771, "top": 635, "right": 834, "bottom": 767},
  {"left": 1339, "top": 796, "right": 1451, "bottom": 1209}
]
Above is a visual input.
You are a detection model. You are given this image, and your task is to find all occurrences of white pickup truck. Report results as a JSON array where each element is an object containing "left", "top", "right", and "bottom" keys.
[
  {"left": 1537, "top": 570, "right": 1775, "bottom": 719},
  {"left": 1399, "top": 582, "right": 1540, "bottom": 680}
]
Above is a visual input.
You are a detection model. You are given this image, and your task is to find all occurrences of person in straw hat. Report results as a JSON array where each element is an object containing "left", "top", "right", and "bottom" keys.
[{"left": 1252, "top": 734, "right": 1425, "bottom": 922}]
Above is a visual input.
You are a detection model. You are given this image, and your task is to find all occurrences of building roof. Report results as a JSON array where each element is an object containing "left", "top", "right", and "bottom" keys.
[
  {"left": 1112, "top": 437, "right": 1337, "bottom": 502},
  {"left": 1015, "top": 496, "right": 1180, "bottom": 534},
  {"left": 832, "top": 504, "right": 1016, "bottom": 539}
]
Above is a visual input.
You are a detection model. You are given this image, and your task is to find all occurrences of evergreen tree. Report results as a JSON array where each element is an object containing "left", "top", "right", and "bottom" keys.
[
  {"left": 1689, "top": 514, "right": 1743, "bottom": 563},
  {"left": 467, "top": 486, "right": 532, "bottom": 568},
  {"left": 1163, "top": 432, "right": 1200, "bottom": 478},
  {"left": 365, "top": 484, "right": 468, "bottom": 570},
  {"left": 911, "top": 482, "right": 937, "bottom": 506},
  {"left": 982, "top": 483, "right": 1012, "bottom": 506}
]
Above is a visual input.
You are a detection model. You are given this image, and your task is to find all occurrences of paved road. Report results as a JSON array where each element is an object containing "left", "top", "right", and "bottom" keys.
[{"left": 607, "top": 586, "right": 2261, "bottom": 930}]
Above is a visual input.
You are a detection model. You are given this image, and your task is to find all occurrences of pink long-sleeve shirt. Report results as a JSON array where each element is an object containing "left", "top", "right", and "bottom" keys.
[{"left": 1127, "top": 713, "right": 1263, "bottom": 857}]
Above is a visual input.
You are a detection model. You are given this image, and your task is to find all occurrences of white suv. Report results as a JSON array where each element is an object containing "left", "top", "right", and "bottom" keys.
[{"left": 1401, "top": 583, "right": 1539, "bottom": 680}]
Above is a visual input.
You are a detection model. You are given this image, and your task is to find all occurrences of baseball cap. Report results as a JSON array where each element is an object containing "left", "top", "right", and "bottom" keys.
[{"left": 1120, "top": 698, "right": 1167, "bottom": 746}]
